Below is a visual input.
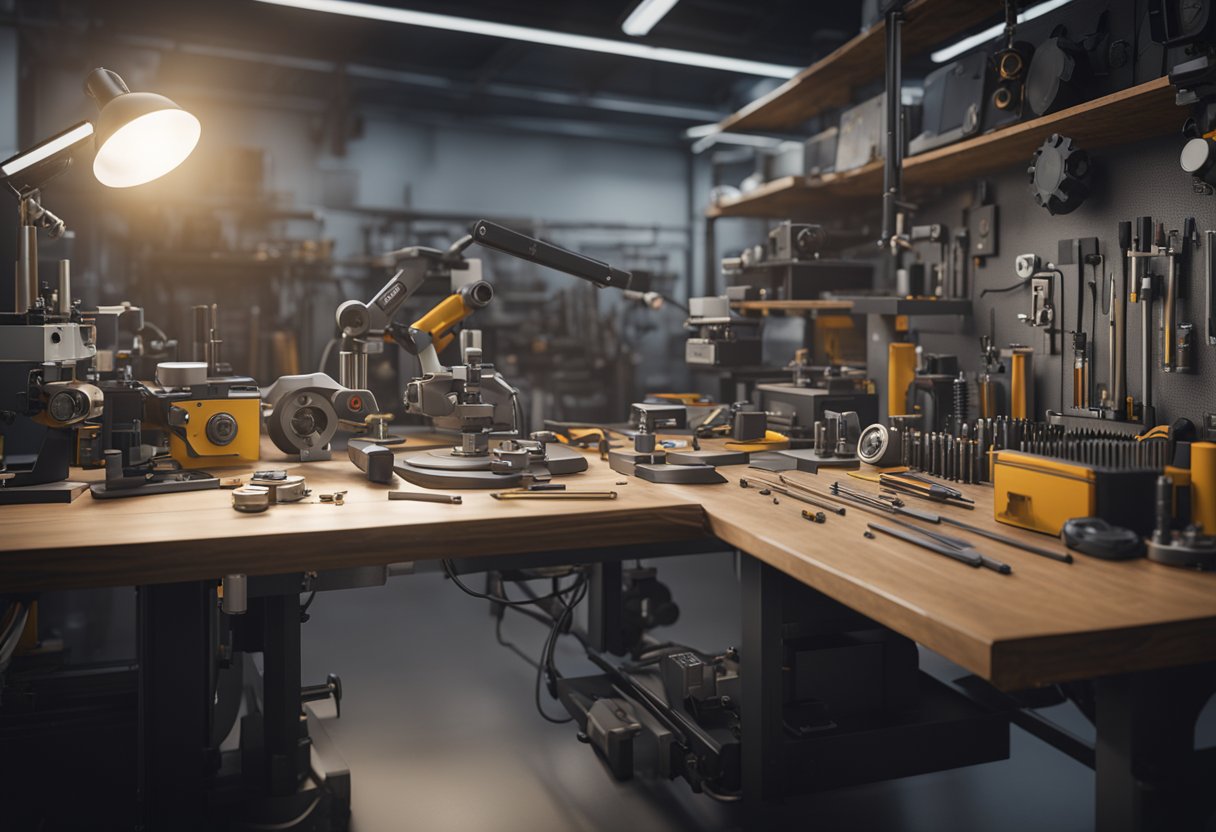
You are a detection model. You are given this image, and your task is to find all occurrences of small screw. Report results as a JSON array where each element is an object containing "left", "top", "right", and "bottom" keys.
[
  {"left": 864, "top": 530, "right": 876, "bottom": 539},
  {"left": 758, "top": 488, "right": 771, "bottom": 496},
  {"left": 772, "top": 497, "right": 780, "bottom": 504},
  {"left": 616, "top": 480, "right": 628, "bottom": 485}
]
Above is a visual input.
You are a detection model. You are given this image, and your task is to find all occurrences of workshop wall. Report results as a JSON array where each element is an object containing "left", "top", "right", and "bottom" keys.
[{"left": 912, "top": 136, "right": 1216, "bottom": 426}]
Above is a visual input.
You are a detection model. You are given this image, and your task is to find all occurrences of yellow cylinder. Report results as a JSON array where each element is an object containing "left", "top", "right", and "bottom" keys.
[
  {"left": 887, "top": 343, "right": 917, "bottom": 418},
  {"left": 1009, "top": 347, "right": 1033, "bottom": 420},
  {"left": 1192, "top": 442, "right": 1216, "bottom": 534}
]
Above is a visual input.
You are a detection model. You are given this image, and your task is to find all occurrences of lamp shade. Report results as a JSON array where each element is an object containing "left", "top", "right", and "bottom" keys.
[{"left": 85, "top": 68, "right": 201, "bottom": 188}]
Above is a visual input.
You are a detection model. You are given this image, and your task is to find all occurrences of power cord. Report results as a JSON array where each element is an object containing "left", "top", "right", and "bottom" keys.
[{"left": 441, "top": 560, "right": 582, "bottom": 607}]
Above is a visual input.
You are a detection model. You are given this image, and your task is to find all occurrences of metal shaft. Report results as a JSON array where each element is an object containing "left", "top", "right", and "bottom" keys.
[
  {"left": 1164, "top": 245, "right": 1177, "bottom": 370},
  {"left": 1141, "top": 272, "right": 1152, "bottom": 414},
  {"left": 1207, "top": 230, "right": 1216, "bottom": 346},
  {"left": 1115, "top": 254, "right": 1129, "bottom": 405},
  {"left": 192, "top": 305, "right": 210, "bottom": 363},
  {"left": 880, "top": 6, "right": 904, "bottom": 252},
  {"left": 16, "top": 225, "right": 36, "bottom": 313},
  {"left": 57, "top": 260, "right": 72, "bottom": 315}
]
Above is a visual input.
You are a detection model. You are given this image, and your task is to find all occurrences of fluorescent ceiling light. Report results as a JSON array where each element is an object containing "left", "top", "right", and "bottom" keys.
[
  {"left": 685, "top": 125, "right": 800, "bottom": 154},
  {"left": 930, "top": 0, "right": 1074, "bottom": 63},
  {"left": 622, "top": 0, "right": 680, "bottom": 37},
  {"left": 254, "top": 0, "right": 800, "bottom": 78}
]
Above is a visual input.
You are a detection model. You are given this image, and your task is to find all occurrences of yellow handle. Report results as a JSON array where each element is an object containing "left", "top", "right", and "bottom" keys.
[{"left": 411, "top": 293, "right": 474, "bottom": 354}]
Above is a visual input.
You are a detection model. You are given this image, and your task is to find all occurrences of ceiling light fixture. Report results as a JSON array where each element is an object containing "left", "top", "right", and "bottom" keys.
[
  {"left": 930, "top": 0, "right": 1074, "bottom": 63},
  {"left": 622, "top": 0, "right": 680, "bottom": 37},
  {"left": 253, "top": 0, "right": 800, "bottom": 78}
]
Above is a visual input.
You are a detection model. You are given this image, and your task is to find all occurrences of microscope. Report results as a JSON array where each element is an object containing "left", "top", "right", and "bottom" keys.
[{"left": 329, "top": 220, "right": 634, "bottom": 488}]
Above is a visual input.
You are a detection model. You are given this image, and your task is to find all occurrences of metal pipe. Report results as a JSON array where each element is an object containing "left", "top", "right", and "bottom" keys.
[
  {"left": 1141, "top": 271, "right": 1153, "bottom": 415},
  {"left": 1163, "top": 237, "right": 1178, "bottom": 371},
  {"left": 339, "top": 348, "right": 367, "bottom": 391},
  {"left": 57, "top": 260, "right": 71, "bottom": 315},
  {"left": 1207, "top": 230, "right": 1216, "bottom": 346},
  {"left": 880, "top": 7, "right": 905, "bottom": 253},
  {"left": 209, "top": 303, "right": 222, "bottom": 375},
  {"left": 16, "top": 226, "right": 35, "bottom": 313},
  {"left": 192, "top": 305, "right": 210, "bottom": 363},
  {"left": 221, "top": 574, "right": 247, "bottom": 615}
]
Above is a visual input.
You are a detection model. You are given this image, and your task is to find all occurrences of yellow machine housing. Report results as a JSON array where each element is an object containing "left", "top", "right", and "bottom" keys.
[
  {"left": 992, "top": 449, "right": 1157, "bottom": 536},
  {"left": 162, "top": 386, "right": 261, "bottom": 469}
]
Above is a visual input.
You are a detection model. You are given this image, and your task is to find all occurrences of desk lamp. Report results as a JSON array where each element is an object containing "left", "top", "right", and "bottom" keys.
[{"left": 0, "top": 68, "right": 200, "bottom": 496}]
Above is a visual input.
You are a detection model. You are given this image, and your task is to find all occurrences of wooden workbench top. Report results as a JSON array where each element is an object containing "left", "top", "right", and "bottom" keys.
[
  {"left": 678, "top": 465, "right": 1216, "bottom": 690},
  {"left": 0, "top": 435, "right": 705, "bottom": 593},
  {"left": 3, "top": 438, "right": 1215, "bottom": 690}
]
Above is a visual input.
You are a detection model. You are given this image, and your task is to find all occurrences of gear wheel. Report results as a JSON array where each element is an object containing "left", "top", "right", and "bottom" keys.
[{"left": 1028, "top": 133, "right": 1091, "bottom": 215}]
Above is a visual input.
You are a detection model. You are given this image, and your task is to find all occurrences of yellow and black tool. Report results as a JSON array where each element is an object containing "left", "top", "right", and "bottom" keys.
[
  {"left": 991, "top": 449, "right": 1157, "bottom": 536},
  {"left": 150, "top": 362, "right": 260, "bottom": 469},
  {"left": 405, "top": 281, "right": 494, "bottom": 356}
]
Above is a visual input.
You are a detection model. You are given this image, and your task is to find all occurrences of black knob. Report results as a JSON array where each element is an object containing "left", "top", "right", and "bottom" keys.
[
  {"left": 1181, "top": 137, "right": 1216, "bottom": 186},
  {"left": 1028, "top": 134, "right": 1092, "bottom": 215},
  {"left": 205, "top": 412, "right": 238, "bottom": 446}
]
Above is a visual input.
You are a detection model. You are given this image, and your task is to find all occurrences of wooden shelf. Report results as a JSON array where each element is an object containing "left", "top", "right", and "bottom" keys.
[
  {"left": 706, "top": 77, "right": 1181, "bottom": 220},
  {"left": 731, "top": 299, "right": 855, "bottom": 312},
  {"left": 903, "top": 76, "right": 1179, "bottom": 188},
  {"left": 839, "top": 297, "right": 971, "bottom": 316},
  {"left": 706, "top": 161, "right": 883, "bottom": 218},
  {"left": 716, "top": 0, "right": 1000, "bottom": 134}
]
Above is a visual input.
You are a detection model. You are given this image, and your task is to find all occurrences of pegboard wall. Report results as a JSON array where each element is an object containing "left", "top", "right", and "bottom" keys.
[{"left": 911, "top": 134, "right": 1216, "bottom": 427}]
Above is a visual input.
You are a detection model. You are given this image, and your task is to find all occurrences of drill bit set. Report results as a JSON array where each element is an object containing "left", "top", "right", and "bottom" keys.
[{"left": 890, "top": 418, "right": 1168, "bottom": 485}]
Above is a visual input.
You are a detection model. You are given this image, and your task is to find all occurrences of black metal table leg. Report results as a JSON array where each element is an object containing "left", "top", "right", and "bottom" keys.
[
  {"left": 1093, "top": 662, "right": 1216, "bottom": 832},
  {"left": 261, "top": 592, "right": 307, "bottom": 796},
  {"left": 740, "top": 555, "right": 785, "bottom": 805},
  {"left": 137, "top": 581, "right": 215, "bottom": 831}
]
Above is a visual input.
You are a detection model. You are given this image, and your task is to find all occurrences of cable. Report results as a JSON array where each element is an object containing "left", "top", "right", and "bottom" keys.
[
  {"left": 495, "top": 614, "right": 541, "bottom": 670},
  {"left": 980, "top": 277, "right": 1030, "bottom": 297},
  {"left": 441, "top": 560, "right": 584, "bottom": 607},
  {"left": 533, "top": 575, "right": 588, "bottom": 724},
  {"left": 317, "top": 337, "right": 337, "bottom": 374}
]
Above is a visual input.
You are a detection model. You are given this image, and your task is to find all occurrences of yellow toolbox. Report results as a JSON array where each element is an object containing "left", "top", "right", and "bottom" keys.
[{"left": 991, "top": 450, "right": 1157, "bottom": 537}]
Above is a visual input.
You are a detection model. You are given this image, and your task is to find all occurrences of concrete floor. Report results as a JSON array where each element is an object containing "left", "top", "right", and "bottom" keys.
[{"left": 298, "top": 550, "right": 1197, "bottom": 832}]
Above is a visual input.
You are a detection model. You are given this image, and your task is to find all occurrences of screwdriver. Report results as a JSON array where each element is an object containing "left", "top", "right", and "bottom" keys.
[
  {"left": 867, "top": 522, "right": 982, "bottom": 569},
  {"left": 831, "top": 482, "right": 1073, "bottom": 563}
]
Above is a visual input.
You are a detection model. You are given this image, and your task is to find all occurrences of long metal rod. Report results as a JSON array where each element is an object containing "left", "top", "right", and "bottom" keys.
[
  {"left": 880, "top": 5, "right": 904, "bottom": 252},
  {"left": 490, "top": 490, "right": 618, "bottom": 500},
  {"left": 1206, "top": 230, "right": 1216, "bottom": 346},
  {"left": 830, "top": 481, "right": 1073, "bottom": 563},
  {"left": 1163, "top": 239, "right": 1177, "bottom": 371}
]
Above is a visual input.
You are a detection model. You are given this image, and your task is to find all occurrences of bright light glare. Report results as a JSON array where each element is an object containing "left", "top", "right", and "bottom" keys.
[
  {"left": 622, "top": 0, "right": 680, "bottom": 37},
  {"left": 1, "top": 123, "right": 94, "bottom": 178},
  {"left": 254, "top": 0, "right": 800, "bottom": 78},
  {"left": 930, "top": 0, "right": 1074, "bottom": 63},
  {"left": 93, "top": 109, "right": 201, "bottom": 188}
]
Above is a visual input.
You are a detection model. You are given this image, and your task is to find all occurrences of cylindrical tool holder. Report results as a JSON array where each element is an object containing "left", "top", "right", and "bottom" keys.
[
  {"left": 221, "top": 574, "right": 248, "bottom": 615},
  {"left": 887, "top": 343, "right": 916, "bottom": 417},
  {"left": 339, "top": 349, "right": 368, "bottom": 391},
  {"left": 1009, "top": 347, "right": 1033, "bottom": 420},
  {"left": 192, "top": 305, "right": 210, "bottom": 363},
  {"left": 17, "top": 225, "right": 37, "bottom": 312},
  {"left": 1191, "top": 442, "right": 1216, "bottom": 535}
]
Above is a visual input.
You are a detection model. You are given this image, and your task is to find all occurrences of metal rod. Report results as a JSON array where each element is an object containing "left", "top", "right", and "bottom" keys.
[
  {"left": 17, "top": 224, "right": 36, "bottom": 313},
  {"left": 388, "top": 491, "right": 463, "bottom": 504},
  {"left": 1207, "top": 230, "right": 1216, "bottom": 346},
  {"left": 57, "top": 260, "right": 71, "bottom": 315},
  {"left": 490, "top": 490, "right": 617, "bottom": 500},
  {"left": 880, "top": 5, "right": 904, "bottom": 253}
]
